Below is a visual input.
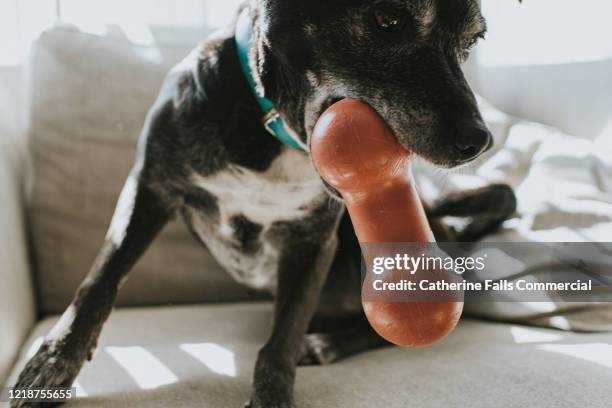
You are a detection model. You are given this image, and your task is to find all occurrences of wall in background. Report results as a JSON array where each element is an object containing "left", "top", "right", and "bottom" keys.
[
  {"left": 479, "top": 0, "right": 612, "bottom": 67},
  {"left": 4, "top": 0, "right": 612, "bottom": 67},
  {"left": 0, "top": 0, "right": 243, "bottom": 66}
]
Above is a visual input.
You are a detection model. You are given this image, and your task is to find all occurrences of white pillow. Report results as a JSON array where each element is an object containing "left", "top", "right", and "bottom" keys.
[{"left": 415, "top": 96, "right": 612, "bottom": 331}]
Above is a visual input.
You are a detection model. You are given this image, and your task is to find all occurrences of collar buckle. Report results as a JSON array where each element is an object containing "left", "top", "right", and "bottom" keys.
[{"left": 262, "top": 109, "right": 281, "bottom": 137}]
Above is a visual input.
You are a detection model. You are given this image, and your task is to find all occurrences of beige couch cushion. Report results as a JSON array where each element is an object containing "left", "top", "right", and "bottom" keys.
[
  {"left": 27, "top": 25, "right": 264, "bottom": 315},
  {"left": 0, "top": 68, "right": 36, "bottom": 385},
  {"left": 6, "top": 303, "right": 612, "bottom": 408}
]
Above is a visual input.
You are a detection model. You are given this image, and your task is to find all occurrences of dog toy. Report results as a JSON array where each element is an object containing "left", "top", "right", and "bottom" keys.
[{"left": 311, "top": 98, "right": 463, "bottom": 347}]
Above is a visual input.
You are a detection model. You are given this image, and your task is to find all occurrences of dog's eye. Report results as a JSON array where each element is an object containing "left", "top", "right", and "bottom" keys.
[
  {"left": 374, "top": 8, "right": 404, "bottom": 31},
  {"left": 465, "top": 32, "right": 486, "bottom": 50}
]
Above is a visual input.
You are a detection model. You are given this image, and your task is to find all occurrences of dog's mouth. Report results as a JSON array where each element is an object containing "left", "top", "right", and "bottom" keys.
[
  {"left": 317, "top": 96, "right": 345, "bottom": 121},
  {"left": 306, "top": 95, "right": 346, "bottom": 145},
  {"left": 309, "top": 96, "right": 492, "bottom": 169}
]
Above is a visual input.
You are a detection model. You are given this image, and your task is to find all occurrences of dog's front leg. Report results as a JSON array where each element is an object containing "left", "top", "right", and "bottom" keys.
[
  {"left": 12, "top": 168, "right": 174, "bottom": 407},
  {"left": 248, "top": 232, "right": 339, "bottom": 408}
]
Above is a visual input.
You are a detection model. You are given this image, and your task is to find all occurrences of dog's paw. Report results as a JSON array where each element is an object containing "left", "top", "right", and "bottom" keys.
[
  {"left": 298, "top": 333, "right": 342, "bottom": 366},
  {"left": 245, "top": 383, "right": 296, "bottom": 408},
  {"left": 11, "top": 341, "right": 82, "bottom": 408},
  {"left": 245, "top": 396, "right": 296, "bottom": 408},
  {"left": 247, "top": 359, "right": 296, "bottom": 408}
]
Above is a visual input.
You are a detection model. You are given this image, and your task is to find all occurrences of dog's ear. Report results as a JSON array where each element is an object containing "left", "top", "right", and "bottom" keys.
[
  {"left": 250, "top": 1, "right": 283, "bottom": 101},
  {"left": 252, "top": 20, "right": 278, "bottom": 100}
]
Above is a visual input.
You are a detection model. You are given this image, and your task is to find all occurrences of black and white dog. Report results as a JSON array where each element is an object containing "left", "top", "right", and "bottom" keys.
[{"left": 14, "top": 1, "right": 516, "bottom": 407}]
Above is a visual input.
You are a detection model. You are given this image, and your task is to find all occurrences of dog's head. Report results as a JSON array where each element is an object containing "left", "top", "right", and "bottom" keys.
[{"left": 250, "top": 0, "right": 492, "bottom": 168}]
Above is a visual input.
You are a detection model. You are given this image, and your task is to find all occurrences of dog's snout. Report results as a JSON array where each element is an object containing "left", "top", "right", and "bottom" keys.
[{"left": 454, "top": 123, "right": 492, "bottom": 162}]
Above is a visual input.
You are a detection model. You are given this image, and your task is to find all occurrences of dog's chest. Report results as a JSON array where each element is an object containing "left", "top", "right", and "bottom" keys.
[{"left": 189, "top": 147, "right": 326, "bottom": 290}]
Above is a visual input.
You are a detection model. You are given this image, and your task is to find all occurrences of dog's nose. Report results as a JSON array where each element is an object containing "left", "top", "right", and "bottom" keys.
[{"left": 454, "top": 124, "right": 492, "bottom": 162}]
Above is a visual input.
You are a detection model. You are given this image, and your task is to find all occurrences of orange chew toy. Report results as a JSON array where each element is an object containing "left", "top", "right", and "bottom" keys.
[{"left": 311, "top": 98, "right": 463, "bottom": 347}]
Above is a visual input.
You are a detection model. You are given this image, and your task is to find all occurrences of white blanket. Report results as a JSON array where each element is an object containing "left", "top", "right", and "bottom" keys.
[{"left": 415, "top": 97, "right": 612, "bottom": 332}]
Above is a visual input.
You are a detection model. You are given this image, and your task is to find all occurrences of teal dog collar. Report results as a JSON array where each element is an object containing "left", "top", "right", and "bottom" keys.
[{"left": 235, "top": 9, "right": 308, "bottom": 152}]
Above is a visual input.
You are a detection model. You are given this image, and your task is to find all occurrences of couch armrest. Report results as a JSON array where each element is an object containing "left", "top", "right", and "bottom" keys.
[{"left": 0, "top": 69, "right": 36, "bottom": 386}]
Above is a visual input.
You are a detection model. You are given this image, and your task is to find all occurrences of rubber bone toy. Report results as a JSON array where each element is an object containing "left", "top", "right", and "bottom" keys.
[{"left": 311, "top": 98, "right": 463, "bottom": 347}]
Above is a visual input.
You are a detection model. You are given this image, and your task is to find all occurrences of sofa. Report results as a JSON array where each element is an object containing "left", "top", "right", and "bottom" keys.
[{"left": 1, "top": 24, "right": 612, "bottom": 408}]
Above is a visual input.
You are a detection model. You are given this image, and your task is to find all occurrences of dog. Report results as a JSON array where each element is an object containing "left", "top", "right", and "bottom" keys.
[{"left": 13, "top": 1, "right": 517, "bottom": 407}]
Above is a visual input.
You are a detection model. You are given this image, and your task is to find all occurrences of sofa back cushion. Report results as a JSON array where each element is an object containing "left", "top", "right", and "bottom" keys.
[
  {"left": 471, "top": 60, "right": 612, "bottom": 142},
  {"left": 28, "top": 25, "right": 265, "bottom": 315}
]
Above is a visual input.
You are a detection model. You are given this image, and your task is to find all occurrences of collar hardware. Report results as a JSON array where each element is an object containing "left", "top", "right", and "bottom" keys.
[{"left": 262, "top": 109, "right": 281, "bottom": 135}]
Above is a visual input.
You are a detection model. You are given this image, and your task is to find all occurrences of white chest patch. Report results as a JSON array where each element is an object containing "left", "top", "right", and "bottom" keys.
[
  {"left": 192, "top": 147, "right": 324, "bottom": 225},
  {"left": 189, "top": 147, "right": 326, "bottom": 291}
]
